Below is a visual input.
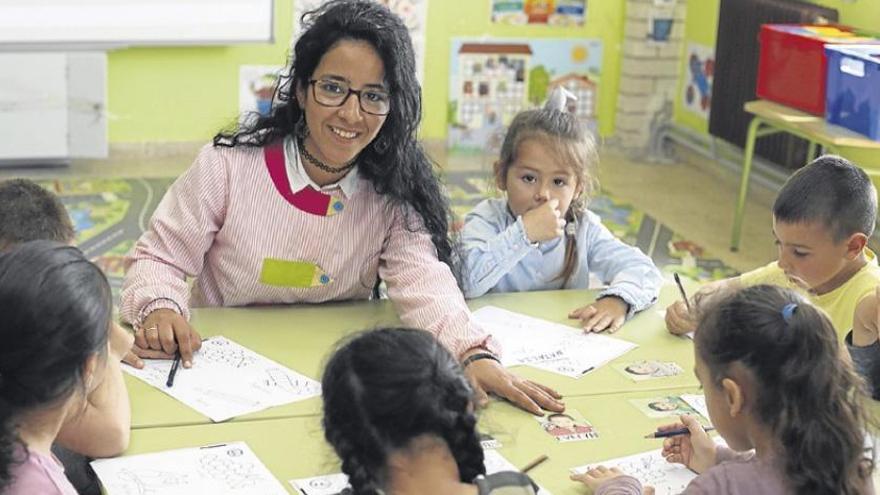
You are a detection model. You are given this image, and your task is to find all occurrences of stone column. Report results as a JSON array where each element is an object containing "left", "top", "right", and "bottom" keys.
[{"left": 614, "top": 0, "right": 687, "bottom": 153}]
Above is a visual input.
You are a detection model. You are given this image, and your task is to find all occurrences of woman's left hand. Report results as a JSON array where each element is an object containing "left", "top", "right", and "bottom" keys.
[{"left": 463, "top": 353, "right": 564, "bottom": 415}]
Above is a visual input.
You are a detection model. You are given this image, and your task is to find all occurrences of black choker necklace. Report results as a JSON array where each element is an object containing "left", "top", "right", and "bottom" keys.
[{"left": 297, "top": 137, "right": 357, "bottom": 174}]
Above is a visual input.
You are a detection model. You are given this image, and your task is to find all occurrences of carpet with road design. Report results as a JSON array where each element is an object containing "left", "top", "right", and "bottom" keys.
[{"left": 39, "top": 172, "right": 737, "bottom": 302}]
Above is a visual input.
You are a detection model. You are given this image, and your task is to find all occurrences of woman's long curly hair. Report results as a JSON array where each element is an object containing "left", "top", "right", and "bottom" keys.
[
  {"left": 214, "top": 0, "right": 455, "bottom": 267},
  {"left": 695, "top": 285, "right": 874, "bottom": 495},
  {"left": 321, "top": 328, "right": 485, "bottom": 494},
  {"left": 0, "top": 241, "right": 111, "bottom": 491}
]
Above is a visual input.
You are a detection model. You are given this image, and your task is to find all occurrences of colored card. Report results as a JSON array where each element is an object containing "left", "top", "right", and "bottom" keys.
[
  {"left": 628, "top": 395, "right": 698, "bottom": 419},
  {"left": 679, "top": 393, "right": 711, "bottom": 422},
  {"left": 535, "top": 409, "right": 599, "bottom": 442},
  {"left": 613, "top": 360, "right": 684, "bottom": 381}
]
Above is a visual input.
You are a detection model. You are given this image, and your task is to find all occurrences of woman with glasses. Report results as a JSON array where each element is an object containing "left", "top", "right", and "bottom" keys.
[{"left": 120, "top": 0, "right": 564, "bottom": 416}]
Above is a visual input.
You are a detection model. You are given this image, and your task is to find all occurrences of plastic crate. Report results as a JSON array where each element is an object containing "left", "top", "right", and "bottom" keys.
[
  {"left": 825, "top": 45, "right": 880, "bottom": 141},
  {"left": 757, "top": 24, "right": 878, "bottom": 115}
]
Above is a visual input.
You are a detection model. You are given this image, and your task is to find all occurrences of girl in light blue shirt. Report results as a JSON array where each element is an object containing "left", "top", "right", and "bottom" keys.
[{"left": 459, "top": 88, "right": 662, "bottom": 332}]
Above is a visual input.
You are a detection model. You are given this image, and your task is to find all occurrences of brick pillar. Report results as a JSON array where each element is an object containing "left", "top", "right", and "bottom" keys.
[{"left": 614, "top": 0, "right": 686, "bottom": 152}]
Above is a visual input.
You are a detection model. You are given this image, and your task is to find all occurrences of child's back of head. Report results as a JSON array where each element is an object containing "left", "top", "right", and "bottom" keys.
[
  {"left": 0, "top": 179, "right": 74, "bottom": 251},
  {"left": 695, "top": 284, "right": 872, "bottom": 495},
  {"left": 774, "top": 155, "right": 877, "bottom": 241},
  {"left": 321, "top": 327, "right": 485, "bottom": 494},
  {"left": 0, "top": 240, "right": 112, "bottom": 489}
]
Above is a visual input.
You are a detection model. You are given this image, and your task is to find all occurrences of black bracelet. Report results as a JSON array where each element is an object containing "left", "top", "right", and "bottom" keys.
[{"left": 462, "top": 351, "right": 501, "bottom": 368}]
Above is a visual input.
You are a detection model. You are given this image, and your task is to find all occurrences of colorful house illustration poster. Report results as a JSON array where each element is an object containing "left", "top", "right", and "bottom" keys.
[{"left": 448, "top": 38, "right": 602, "bottom": 152}]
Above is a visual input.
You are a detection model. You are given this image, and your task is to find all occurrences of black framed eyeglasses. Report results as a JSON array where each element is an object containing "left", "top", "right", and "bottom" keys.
[{"left": 309, "top": 79, "right": 391, "bottom": 116}]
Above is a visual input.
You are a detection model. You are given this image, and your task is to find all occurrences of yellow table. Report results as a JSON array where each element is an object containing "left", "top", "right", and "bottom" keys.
[
  {"left": 128, "top": 285, "right": 698, "bottom": 429},
  {"left": 121, "top": 388, "right": 703, "bottom": 495},
  {"left": 731, "top": 99, "right": 880, "bottom": 251}
]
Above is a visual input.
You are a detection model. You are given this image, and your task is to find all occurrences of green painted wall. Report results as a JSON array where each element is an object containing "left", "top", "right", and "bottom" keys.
[
  {"left": 107, "top": 2, "right": 294, "bottom": 143},
  {"left": 107, "top": 1, "right": 625, "bottom": 143},
  {"left": 673, "top": 0, "right": 880, "bottom": 136}
]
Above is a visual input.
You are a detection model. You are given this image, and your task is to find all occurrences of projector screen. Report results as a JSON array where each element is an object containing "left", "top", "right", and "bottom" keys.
[{"left": 0, "top": 0, "right": 274, "bottom": 48}]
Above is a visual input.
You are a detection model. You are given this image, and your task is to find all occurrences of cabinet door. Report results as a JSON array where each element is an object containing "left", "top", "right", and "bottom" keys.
[
  {"left": 0, "top": 52, "right": 68, "bottom": 162},
  {"left": 68, "top": 52, "right": 107, "bottom": 158}
]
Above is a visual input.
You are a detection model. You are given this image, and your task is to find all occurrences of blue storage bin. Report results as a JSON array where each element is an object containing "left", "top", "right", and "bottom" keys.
[{"left": 825, "top": 45, "right": 880, "bottom": 141}]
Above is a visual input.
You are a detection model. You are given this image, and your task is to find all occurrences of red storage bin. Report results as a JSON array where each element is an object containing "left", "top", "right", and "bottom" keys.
[{"left": 757, "top": 24, "right": 879, "bottom": 115}]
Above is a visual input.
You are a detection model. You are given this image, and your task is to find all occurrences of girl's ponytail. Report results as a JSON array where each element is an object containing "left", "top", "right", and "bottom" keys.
[{"left": 695, "top": 285, "right": 873, "bottom": 495}]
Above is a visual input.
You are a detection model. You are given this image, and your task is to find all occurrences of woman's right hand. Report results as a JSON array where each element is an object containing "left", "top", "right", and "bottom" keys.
[
  {"left": 665, "top": 300, "right": 696, "bottom": 335},
  {"left": 660, "top": 415, "right": 717, "bottom": 474},
  {"left": 133, "top": 308, "right": 202, "bottom": 368},
  {"left": 522, "top": 199, "right": 565, "bottom": 243}
]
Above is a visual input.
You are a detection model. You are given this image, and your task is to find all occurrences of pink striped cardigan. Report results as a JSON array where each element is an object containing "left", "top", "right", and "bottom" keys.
[{"left": 120, "top": 140, "right": 497, "bottom": 358}]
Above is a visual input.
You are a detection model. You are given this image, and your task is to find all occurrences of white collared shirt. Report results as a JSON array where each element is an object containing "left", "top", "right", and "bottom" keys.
[{"left": 282, "top": 135, "right": 360, "bottom": 198}]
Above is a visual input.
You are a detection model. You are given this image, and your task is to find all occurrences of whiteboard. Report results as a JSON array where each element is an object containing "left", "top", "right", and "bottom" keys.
[{"left": 0, "top": 0, "right": 274, "bottom": 48}]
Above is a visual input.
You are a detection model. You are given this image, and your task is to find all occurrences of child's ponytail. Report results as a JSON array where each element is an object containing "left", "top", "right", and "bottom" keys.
[
  {"left": 695, "top": 285, "right": 873, "bottom": 495},
  {"left": 771, "top": 302, "right": 871, "bottom": 495}
]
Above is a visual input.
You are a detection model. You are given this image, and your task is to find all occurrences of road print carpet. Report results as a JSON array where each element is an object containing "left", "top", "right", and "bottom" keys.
[{"left": 38, "top": 172, "right": 737, "bottom": 301}]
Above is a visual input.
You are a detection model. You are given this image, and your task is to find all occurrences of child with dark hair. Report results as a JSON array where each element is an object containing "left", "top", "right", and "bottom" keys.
[
  {"left": 578, "top": 285, "right": 874, "bottom": 494},
  {"left": 666, "top": 155, "right": 880, "bottom": 338},
  {"left": 0, "top": 179, "right": 75, "bottom": 249},
  {"left": 0, "top": 241, "right": 131, "bottom": 494},
  {"left": 322, "top": 327, "right": 538, "bottom": 495},
  {"left": 0, "top": 179, "right": 136, "bottom": 494}
]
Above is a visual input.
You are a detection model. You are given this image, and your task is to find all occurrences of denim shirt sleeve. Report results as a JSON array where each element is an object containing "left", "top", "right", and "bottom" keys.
[
  {"left": 459, "top": 200, "right": 536, "bottom": 298},
  {"left": 582, "top": 211, "right": 663, "bottom": 319}
]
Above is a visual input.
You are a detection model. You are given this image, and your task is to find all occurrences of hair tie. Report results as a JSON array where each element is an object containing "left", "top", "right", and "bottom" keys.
[
  {"left": 781, "top": 303, "right": 798, "bottom": 323},
  {"left": 544, "top": 86, "right": 578, "bottom": 114}
]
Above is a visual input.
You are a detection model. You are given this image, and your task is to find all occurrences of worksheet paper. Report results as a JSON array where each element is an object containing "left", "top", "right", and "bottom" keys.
[
  {"left": 572, "top": 438, "right": 729, "bottom": 495},
  {"left": 571, "top": 448, "right": 697, "bottom": 495},
  {"left": 472, "top": 306, "right": 637, "bottom": 377},
  {"left": 123, "top": 336, "right": 321, "bottom": 422},
  {"left": 91, "top": 441, "right": 288, "bottom": 495},
  {"left": 290, "top": 449, "right": 552, "bottom": 494}
]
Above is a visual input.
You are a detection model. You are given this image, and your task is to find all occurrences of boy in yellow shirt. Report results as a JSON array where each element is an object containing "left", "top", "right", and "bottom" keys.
[{"left": 666, "top": 155, "right": 880, "bottom": 342}]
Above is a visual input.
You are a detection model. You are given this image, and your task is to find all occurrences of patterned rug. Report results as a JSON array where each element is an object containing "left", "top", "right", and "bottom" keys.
[{"left": 39, "top": 173, "right": 737, "bottom": 300}]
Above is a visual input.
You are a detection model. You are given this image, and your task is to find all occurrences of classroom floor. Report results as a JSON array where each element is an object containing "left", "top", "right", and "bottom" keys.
[{"left": 0, "top": 139, "right": 779, "bottom": 279}]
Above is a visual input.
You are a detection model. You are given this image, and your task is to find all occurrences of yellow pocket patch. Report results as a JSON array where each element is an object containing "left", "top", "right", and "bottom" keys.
[{"left": 259, "top": 259, "right": 333, "bottom": 288}]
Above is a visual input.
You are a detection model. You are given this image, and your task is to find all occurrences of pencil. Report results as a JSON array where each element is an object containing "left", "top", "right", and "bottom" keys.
[
  {"left": 166, "top": 351, "right": 181, "bottom": 388},
  {"left": 673, "top": 273, "right": 692, "bottom": 311},
  {"left": 644, "top": 426, "right": 715, "bottom": 439},
  {"left": 520, "top": 454, "right": 549, "bottom": 473}
]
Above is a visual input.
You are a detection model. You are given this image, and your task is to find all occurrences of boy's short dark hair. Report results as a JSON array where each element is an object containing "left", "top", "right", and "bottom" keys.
[
  {"left": 0, "top": 179, "right": 75, "bottom": 250},
  {"left": 773, "top": 155, "right": 877, "bottom": 241}
]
